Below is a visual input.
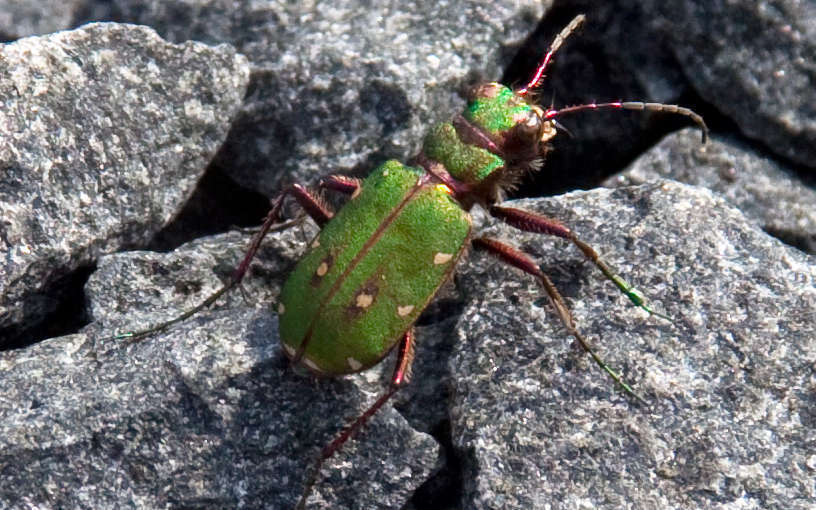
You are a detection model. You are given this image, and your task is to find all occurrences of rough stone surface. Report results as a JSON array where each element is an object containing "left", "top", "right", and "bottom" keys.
[
  {"left": 1, "top": 1, "right": 814, "bottom": 510},
  {"left": 0, "top": 23, "right": 249, "bottom": 344},
  {"left": 547, "top": 0, "right": 816, "bottom": 173},
  {"left": 0, "top": 1, "right": 83, "bottom": 40},
  {"left": 606, "top": 128, "right": 816, "bottom": 255},
  {"left": 637, "top": 0, "right": 816, "bottom": 170},
  {"left": 453, "top": 182, "right": 816, "bottom": 509},
  {"left": 105, "top": 0, "right": 548, "bottom": 196},
  {"left": 0, "top": 226, "right": 440, "bottom": 509}
]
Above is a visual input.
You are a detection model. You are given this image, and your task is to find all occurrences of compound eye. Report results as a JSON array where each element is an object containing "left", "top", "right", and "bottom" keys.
[
  {"left": 529, "top": 105, "right": 556, "bottom": 142},
  {"left": 524, "top": 109, "right": 541, "bottom": 130},
  {"left": 514, "top": 107, "right": 542, "bottom": 140}
]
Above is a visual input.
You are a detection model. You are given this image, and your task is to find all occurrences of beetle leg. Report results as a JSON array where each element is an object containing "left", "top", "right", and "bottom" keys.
[
  {"left": 296, "top": 328, "right": 416, "bottom": 510},
  {"left": 472, "top": 237, "right": 646, "bottom": 404},
  {"left": 233, "top": 184, "right": 332, "bottom": 279},
  {"left": 319, "top": 174, "right": 362, "bottom": 196},
  {"left": 113, "top": 184, "right": 333, "bottom": 343},
  {"left": 488, "top": 205, "right": 670, "bottom": 320}
]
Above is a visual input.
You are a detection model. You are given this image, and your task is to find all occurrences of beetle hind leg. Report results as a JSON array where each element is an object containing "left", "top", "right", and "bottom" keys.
[
  {"left": 296, "top": 328, "right": 416, "bottom": 510},
  {"left": 472, "top": 237, "right": 646, "bottom": 404},
  {"left": 488, "top": 205, "right": 671, "bottom": 321}
]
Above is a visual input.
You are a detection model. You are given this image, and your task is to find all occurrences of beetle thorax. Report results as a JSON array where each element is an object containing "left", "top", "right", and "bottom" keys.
[{"left": 414, "top": 82, "right": 555, "bottom": 209}]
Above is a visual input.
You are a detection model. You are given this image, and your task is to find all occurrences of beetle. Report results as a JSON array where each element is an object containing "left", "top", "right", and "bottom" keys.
[{"left": 116, "top": 14, "right": 707, "bottom": 509}]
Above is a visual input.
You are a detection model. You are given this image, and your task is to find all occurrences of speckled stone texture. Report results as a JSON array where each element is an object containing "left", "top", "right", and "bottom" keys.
[
  {"left": 0, "top": 22, "right": 249, "bottom": 346},
  {"left": 606, "top": 128, "right": 816, "bottom": 254},
  {"left": 1, "top": 1, "right": 815, "bottom": 509},
  {"left": 453, "top": 183, "right": 815, "bottom": 509},
  {"left": 104, "top": 0, "right": 549, "bottom": 197}
]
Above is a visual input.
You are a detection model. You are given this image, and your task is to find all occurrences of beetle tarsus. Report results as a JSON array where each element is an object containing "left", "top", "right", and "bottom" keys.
[
  {"left": 472, "top": 237, "right": 646, "bottom": 403},
  {"left": 296, "top": 329, "right": 415, "bottom": 509}
]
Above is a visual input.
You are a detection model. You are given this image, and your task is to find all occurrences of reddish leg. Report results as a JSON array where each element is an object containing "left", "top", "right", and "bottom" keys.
[
  {"left": 319, "top": 174, "right": 362, "bottom": 197},
  {"left": 489, "top": 205, "right": 670, "bottom": 321},
  {"left": 472, "top": 237, "right": 645, "bottom": 403},
  {"left": 114, "top": 183, "right": 334, "bottom": 342},
  {"left": 236, "top": 175, "right": 361, "bottom": 289},
  {"left": 296, "top": 328, "right": 416, "bottom": 510}
]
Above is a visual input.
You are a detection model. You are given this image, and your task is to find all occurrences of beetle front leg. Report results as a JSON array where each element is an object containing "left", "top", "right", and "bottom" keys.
[
  {"left": 113, "top": 184, "right": 334, "bottom": 343},
  {"left": 472, "top": 237, "right": 646, "bottom": 403},
  {"left": 233, "top": 184, "right": 333, "bottom": 281},
  {"left": 489, "top": 205, "right": 670, "bottom": 320},
  {"left": 319, "top": 174, "right": 362, "bottom": 197},
  {"left": 296, "top": 328, "right": 416, "bottom": 510}
]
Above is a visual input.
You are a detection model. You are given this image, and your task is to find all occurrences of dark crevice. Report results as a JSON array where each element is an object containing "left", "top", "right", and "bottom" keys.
[
  {"left": 498, "top": 3, "right": 735, "bottom": 198},
  {"left": 146, "top": 164, "right": 272, "bottom": 253},
  {"left": 415, "top": 297, "right": 465, "bottom": 328},
  {"left": 405, "top": 419, "right": 464, "bottom": 510},
  {"left": 0, "top": 264, "right": 95, "bottom": 351},
  {"left": 763, "top": 227, "right": 816, "bottom": 255}
]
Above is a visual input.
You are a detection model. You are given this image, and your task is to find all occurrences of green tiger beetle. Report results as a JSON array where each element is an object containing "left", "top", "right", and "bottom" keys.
[{"left": 114, "top": 14, "right": 708, "bottom": 509}]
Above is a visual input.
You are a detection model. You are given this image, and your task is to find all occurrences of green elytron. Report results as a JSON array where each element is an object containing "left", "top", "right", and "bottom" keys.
[
  {"left": 116, "top": 14, "right": 707, "bottom": 509},
  {"left": 278, "top": 160, "right": 471, "bottom": 375}
]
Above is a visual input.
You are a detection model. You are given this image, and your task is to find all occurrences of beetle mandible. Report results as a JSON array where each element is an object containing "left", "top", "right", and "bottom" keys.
[{"left": 115, "top": 14, "right": 708, "bottom": 509}]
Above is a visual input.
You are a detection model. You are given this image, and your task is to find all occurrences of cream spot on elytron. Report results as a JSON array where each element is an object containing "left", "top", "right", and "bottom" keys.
[
  {"left": 302, "top": 357, "right": 321, "bottom": 372},
  {"left": 347, "top": 357, "right": 363, "bottom": 370},
  {"left": 433, "top": 252, "right": 453, "bottom": 265},
  {"left": 382, "top": 169, "right": 389, "bottom": 176},
  {"left": 277, "top": 302, "right": 285, "bottom": 314},
  {"left": 356, "top": 293, "right": 374, "bottom": 308},
  {"left": 316, "top": 262, "right": 329, "bottom": 276},
  {"left": 397, "top": 305, "right": 414, "bottom": 317}
]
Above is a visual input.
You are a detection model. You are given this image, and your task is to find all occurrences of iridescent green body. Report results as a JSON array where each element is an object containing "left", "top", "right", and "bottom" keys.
[
  {"left": 278, "top": 83, "right": 542, "bottom": 376},
  {"left": 465, "top": 83, "right": 533, "bottom": 135},
  {"left": 278, "top": 160, "right": 472, "bottom": 375},
  {"left": 110, "top": 18, "right": 707, "bottom": 508}
]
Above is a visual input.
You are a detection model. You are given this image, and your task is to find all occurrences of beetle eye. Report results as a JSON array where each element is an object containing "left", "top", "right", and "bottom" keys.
[
  {"left": 514, "top": 108, "right": 542, "bottom": 139},
  {"left": 526, "top": 105, "right": 556, "bottom": 142},
  {"left": 524, "top": 110, "right": 540, "bottom": 130},
  {"left": 539, "top": 119, "right": 557, "bottom": 142}
]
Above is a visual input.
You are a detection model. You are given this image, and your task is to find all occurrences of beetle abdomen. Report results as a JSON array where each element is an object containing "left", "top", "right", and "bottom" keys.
[{"left": 278, "top": 160, "right": 471, "bottom": 375}]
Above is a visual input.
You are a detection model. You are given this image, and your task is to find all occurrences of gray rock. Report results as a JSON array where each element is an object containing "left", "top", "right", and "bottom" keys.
[
  {"left": 0, "top": 225, "right": 440, "bottom": 509},
  {"left": 606, "top": 128, "right": 816, "bottom": 255},
  {"left": 0, "top": 23, "right": 249, "bottom": 345},
  {"left": 0, "top": 1, "right": 83, "bottom": 39},
  {"left": 5, "top": 181, "right": 815, "bottom": 508},
  {"left": 106, "top": 0, "right": 547, "bottom": 195},
  {"left": 638, "top": 0, "right": 816, "bottom": 170},
  {"left": 518, "top": 0, "right": 815, "bottom": 192},
  {"left": 2, "top": 2, "right": 814, "bottom": 509},
  {"left": 453, "top": 182, "right": 816, "bottom": 509},
  {"left": 9, "top": 180, "right": 812, "bottom": 509}
]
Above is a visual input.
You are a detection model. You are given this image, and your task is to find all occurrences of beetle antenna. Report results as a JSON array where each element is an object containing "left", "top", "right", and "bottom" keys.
[
  {"left": 545, "top": 101, "right": 709, "bottom": 143},
  {"left": 518, "top": 14, "right": 586, "bottom": 95}
]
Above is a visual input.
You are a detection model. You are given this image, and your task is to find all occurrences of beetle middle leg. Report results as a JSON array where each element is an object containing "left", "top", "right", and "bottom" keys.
[
  {"left": 472, "top": 237, "right": 646, "bottom": 403},
  {"left": 113, "top": 183, "right": 336, "bottom": 342},
  {"left": 488, "top": 205, "right": 670, "bottom": 320},
  {"left": 296, "top": 327, "right": 416, "bottom": 510}
]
